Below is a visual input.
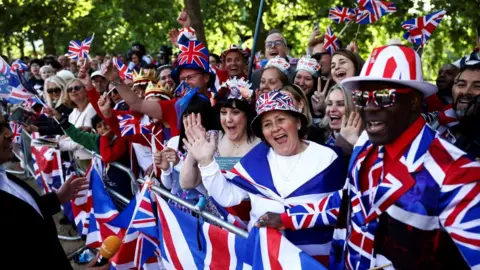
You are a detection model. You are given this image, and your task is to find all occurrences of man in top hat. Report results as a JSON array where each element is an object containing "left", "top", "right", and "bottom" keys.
[{"left": 260, "top": 45, "right": 480, "bottom": 269}]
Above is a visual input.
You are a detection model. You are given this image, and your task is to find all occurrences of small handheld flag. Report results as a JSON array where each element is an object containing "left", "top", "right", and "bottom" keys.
[
  {"left": 402, "top": 10, "right": 446, "bottom": 47},
  {"left": 323, "top": 27, "right": 341, "bottom": 55},
  {"left": 356, "top": 0, "right": 396, "bottom": 24},
  {"left": 68, "top": 34, "right": 94, "bottom": 60},
  {"left": 328, "top": 7, "right": 356, "bottom": 24}
]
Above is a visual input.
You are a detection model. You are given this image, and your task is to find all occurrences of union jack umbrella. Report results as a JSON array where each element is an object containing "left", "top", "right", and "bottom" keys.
[
  {"left": 10, "top": 60, "right": 28, "bottom": 73},
  {"left": 323, "top": 27, "right": 341, "bottom": 55},
  {"left": 356, "top": 0, "right": 397, "bottom": 24},
  {"left": 119, "top": 114, "right": 152, "bottom": 137},
  {"left": 68, "top": 35, "right": 94, "bottom": 60},
  {"left": 177, "top": 40, "right": 209, "bottom": 72},
  {"left": 402, "top": 10, "right": 446, "bottom": 47},
  {"left": 113, "top": 57, "right": 133, "bottom": 80},
  {"left": 328, "top": 7, "right": 356, "bottom": 24}
]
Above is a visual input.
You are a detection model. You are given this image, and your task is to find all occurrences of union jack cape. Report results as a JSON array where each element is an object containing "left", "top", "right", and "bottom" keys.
[
  {"left": 325, "top": 121, "right": 480, "bottom": 269},
  {"left": 402, "top": 10, "right": 446, "bottom": 47}
]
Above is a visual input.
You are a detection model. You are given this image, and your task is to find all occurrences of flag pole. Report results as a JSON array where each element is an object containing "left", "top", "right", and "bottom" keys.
[
  {"left": 354, "top": 24, "right": 361, "bottom": 40},
  {"left": 337, "top": 23, "right": 351, "bottom": 39},
  {"left": 247, "top": 0, "right": 266, "bottom": 81}
]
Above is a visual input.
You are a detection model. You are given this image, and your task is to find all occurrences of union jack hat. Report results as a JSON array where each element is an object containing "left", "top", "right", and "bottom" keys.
[
  {"left": 342, "top": 45, "right": 437, "bottom": 97},
  {"left": 220, "top": 45, "right": 251, "bottom": 63},
  {"left": 251, "top": 90, "right": 307, "bottom": 138},
  {"left": 171, "top": 40, "right": 213, "bottom": 82},
  {"left": 265, "top": 56, "right": 291, "bottom": 75},
  {"left": 296, "top": 57, "right": 321, "bottom": 76}
]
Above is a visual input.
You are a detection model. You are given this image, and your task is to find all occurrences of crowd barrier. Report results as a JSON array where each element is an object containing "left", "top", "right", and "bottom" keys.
[{"left": 18, "top": 130, "right": 248, "bottom": 261}]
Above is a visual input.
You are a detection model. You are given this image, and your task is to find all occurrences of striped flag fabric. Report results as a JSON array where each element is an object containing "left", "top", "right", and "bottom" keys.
[
  {"left": 328, "top": 7, "right": 356, "bottom": 24},
  {"left": 356, "top": 0, "right": 397, "bottom": 24},
  {"left": 68, "top": 35, "right": 94, "bottom": 60},
  {"left": 113, "top": 57, "right": 133, "bottom": 80},
  {"left": 402, "top": 10, "right": 446, "bottom": 47}
]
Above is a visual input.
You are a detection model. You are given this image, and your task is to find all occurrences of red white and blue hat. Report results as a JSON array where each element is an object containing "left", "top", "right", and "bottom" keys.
[
  {"left": 341, "top": 45, "right": 437, "bottom": 97},
  {"left": 251, "top": 90, "right": 307, "bottom": 138},
  {"left": 172, "top": 40, "right": 210, "bottom": 81},
  {"left": 220, "top": 45, "right": 251, "bottom": 63}
]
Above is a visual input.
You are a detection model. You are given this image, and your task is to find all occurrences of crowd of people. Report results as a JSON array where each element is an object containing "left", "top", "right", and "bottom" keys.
[{"left": 1, "top": 9, "right": 479, "bottom": 270}]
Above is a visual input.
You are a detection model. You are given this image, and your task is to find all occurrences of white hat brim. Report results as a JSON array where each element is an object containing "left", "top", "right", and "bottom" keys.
[{"left": 341, "top": 76, "right": 437, "bottom": 98}]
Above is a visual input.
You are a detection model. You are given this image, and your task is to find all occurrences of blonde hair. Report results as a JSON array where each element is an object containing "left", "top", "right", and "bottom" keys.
[
  {"left": 43, "top": 75, "right": 70, "bottom": 109},
  {"left": 65, "top": 78, "right": 86, "bottom": 108},
  {"left": 321, "top": 84, "right": 356, "bottom": 129},
  {"left": 279, "top": 84, "right": 313, "bottom": 126}
]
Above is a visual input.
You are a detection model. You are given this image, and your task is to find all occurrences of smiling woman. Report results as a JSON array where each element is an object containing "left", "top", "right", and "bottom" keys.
[
  {"left": 330, "top": 49, "right": 364, "bottom": 84},
  {"left": 183, "top": 90, "right": 346, "bottom": 266}
]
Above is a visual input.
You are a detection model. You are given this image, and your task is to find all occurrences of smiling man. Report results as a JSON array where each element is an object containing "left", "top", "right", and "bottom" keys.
[
  {"left": 436, "top": 63, "right": 460, "bottom": 104},
  {"left": 327, "top": 45, "right": 480, "bottom": 269},
  {"left": 0, "top": 114, "right": 88, "bottom": 268}
]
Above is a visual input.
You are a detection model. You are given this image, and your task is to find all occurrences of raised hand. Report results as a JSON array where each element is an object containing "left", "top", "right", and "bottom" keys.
[
  {"left": 57, "top": 177, "right": 89, "bottom": 204},
  {"left": 44, "top": 106, "right": 62, "bottom": 120},
  {"left": 98, "top": 93, "right": 112, "bottom": 119},
  {"left": 255, "top": 212, "right": 285, "bottom": 230},
  {"left": 339, "top": 112, "right": 362, "bottom": 146},
  {"left": 182, "top": 113, "right": 216, "bottom": 166},
  {"left": 168, "top": 28, "right": 180, "bottom": 47},
  {"left": 101, "top": 59, "right": 121, "bottom": 83},
  {"left": 155, "top": 148, "right": 179, "bottom": 170},
  {"left": 77, "top": 58, "right": 94, "bottom": 91},
  {"left": 176, "top": 10, "right": 191, "bottom": 28},
  {"left": 346, "top": 40, "right": 358, "bottom": 54},
  {"left": 311, "top": 77, "right": 327, "bottom": 115}
]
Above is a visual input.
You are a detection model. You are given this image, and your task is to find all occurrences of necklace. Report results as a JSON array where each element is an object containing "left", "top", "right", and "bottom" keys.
[
  {"left": 231, "top": 139, "right": 246, "bottom": 156},
  {"left": 274, "top": 150, "right": 303, "bottom": 182}
]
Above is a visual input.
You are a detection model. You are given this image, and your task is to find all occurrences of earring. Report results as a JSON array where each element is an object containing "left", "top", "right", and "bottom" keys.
[{"left": 297, "top": 125, "right": 301, "bottom": 130}]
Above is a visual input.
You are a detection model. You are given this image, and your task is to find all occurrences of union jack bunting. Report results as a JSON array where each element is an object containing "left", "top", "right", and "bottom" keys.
[
  {"left": 178, "top": 40, "right": 209, "bottom": 72},
  {"left": 68, "top": 35, "right": 94, "bottom": 60},
  {"left": 323, "top": 27, "right": 341, "bottom": 55},
  {"left": 9, "top": 122, "right": 22, "bottom": 144},
  {"left": 113, "top": 57, "right": 133, "bottom": 80},
  {"left": 119, "top": 114, "right": 152, "bottom": 137},
  {"left": 328, "top": 7, "right": 356, "bottom": 24},
  {"left": 10, "top": 60, "right": 28, "bottom": 73},
  {"left": 327, "top": 122, "right": 480, "bottom": 269},
  {"left": 402, "top": 10, "right": 446, "bottom": 47},
  {"left": 356, "top": 0, "right": 397, "bottom": 24}
]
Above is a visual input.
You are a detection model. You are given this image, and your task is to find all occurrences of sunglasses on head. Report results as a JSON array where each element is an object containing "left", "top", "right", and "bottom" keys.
[
  {"left": 352, "top": 88, "right": 412, "bottom": 108},
  {"left": 67, "top": 85, "right": 84, "bottom": 93},
  {"left": 47, "top": 87, "right": 62, "bottom": 94}
]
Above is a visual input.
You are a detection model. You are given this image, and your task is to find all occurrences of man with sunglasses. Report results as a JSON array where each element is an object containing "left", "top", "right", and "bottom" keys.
[
  {"left": 274, "top": 45, "right": 480, "bottom": 269},
  {"left": 326, "top": 45, "right": 480, "bottom": 269}
]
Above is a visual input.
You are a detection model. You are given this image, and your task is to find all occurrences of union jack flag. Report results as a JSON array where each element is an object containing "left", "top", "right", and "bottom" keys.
[
  {"left": 402, "top": 10, "right": 446, "bottom": 47},
  {"left": 119, "top": 114, "right": 152, "bottom": 137},
  {"left": 113, "top": 57, "right": 133, "bottom": 80},
  {"left": 9, "top": 122, "right": 22, "bottom": 144},
  {"left": 178, "top": 40, "right": 209, "bottom": 71},
  {"left": 68, "top": 35, "right": 94, "bottom": 60},
  {"left": 328, "top": 7, "right": 356, "bottom": 24},
  {"left": 30, "top": 133, "right": 64, "bottom": 194},
  {"left": 10, "top": 60, "right": 28, "bottom": 73},
  {"left": 356, "top": 0, "right": 397, "bottom": 24},
  {"left": 323, "top": 27, "right": 341, "bottom": 55},
  {"left": 0, "top": 56, "right": 35, "bottom": 104}
]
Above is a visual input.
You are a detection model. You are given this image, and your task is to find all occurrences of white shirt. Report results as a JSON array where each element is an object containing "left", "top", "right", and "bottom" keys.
[
  {"left": 66, "top": 103, "right": 97, "bottom": 160},
  {"left": 0, "top": 168, "right": 43, "bottom": 218}
]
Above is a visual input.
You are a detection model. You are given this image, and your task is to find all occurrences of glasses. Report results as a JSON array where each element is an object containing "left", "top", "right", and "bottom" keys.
[
  {"left": 352, "top": 89, "right": 411, "bottom": 108},
  {"left": 265, "top": 40, "right": 285, "bottom": 49},
  {"left": 47, "top": 87, "right": 62, "bottom": 94},
  {"left": 179, "top": 73, "right": 203, "bottom": 82},
  {"left": 67, "top": 85, "right": 84, "bottom": 93}
]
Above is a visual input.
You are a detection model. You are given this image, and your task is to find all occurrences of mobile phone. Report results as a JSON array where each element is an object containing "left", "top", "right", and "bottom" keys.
[
  {"left": 9, "top": 107, "right": 32, "bottom": 123},
  {"left": 313, "top": 22, "right": 319, "bottom": 31}
]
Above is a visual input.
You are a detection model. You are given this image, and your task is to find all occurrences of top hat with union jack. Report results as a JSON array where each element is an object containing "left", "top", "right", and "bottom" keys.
[{"left": 341, "top": 45, "right": 437, "bottom": 97}]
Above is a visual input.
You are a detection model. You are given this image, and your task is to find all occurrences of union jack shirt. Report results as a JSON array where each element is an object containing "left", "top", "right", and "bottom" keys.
[{"left": 283, "top": 119, "right": 480, "bottom": 269}]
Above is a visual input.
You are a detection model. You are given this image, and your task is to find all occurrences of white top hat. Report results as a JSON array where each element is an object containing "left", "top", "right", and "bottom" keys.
[
  {"left": 296, "top": 57, "right": 321, "bottom": 75},
  {"left": 341, "top": 45, "right": 437, "bottom": 97}
]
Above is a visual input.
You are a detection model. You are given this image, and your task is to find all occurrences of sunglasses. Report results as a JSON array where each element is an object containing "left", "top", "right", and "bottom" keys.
[
  {"left": 67, "top": 85, "right": 84, "bottom": 93},
  {"left": 47, "top": 87, "right": 62, "bottom": 94},
  {"left": 352, "top": 89, "right": 411, "bottom": 108}
]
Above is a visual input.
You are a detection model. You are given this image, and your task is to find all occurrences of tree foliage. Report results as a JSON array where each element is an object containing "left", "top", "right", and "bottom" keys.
[{"left": 1, "top": 0, "right": 479, "bottom": 79}]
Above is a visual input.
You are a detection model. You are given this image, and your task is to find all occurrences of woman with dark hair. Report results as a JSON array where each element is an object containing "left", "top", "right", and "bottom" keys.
[
  {"left": 258, "top": 57, "right": 290, "bottom": 95},
  {"left": 330, "top": 49, "right": 365, "bottom": 84},
  {"left": 179, "top": 78, "right": 261, "bottom": 189}
]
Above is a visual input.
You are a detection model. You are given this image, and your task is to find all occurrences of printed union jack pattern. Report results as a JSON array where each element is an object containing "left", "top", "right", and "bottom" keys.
[
  {"left": 297, "top": 57, "right": 321, "bottom": 75},
  {"left": 9, "top": 122, "right": 22, "bottom": 144},
  {"left": 328, "top": 7, "right": 356, "bottom": 24},
  {"left": 119, "top": 114, "right": 152, "bottom": 137},
  {"left": 255, "top": 90, "right": 298, "bottom": 116},
  {"left": 113, "top": 57, "right": 133, "bottom": 80},
  {"left": 177, "top": 40, "right": 209, "bottom": 72},
  {"left": 10, "top": 60, "right": 28, "bottom": 73},
  {"left": 0, "top": 56, "right": 33, "bottom": 104},
  {"left": 402, "top": 10, "right": 446, "bottom": 47},
  {"left": 327, "top": 123, "right": 480, "bottom": 269},
  {"left": 323, "top": 27, "right": 341, "bottom": 55},
  {"left": 30, "top": 133, "right": 64, "bottom": 194},
  {"left": 68, "top": 35, "right": 94, "bottom": 60},
  {"left": 356, "top": 0, "right": 397, "bottom": 24}
]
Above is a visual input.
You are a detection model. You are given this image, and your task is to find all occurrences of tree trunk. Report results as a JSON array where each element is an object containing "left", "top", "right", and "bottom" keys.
[
  {"left": 184, "top": 0, "right": 208, "bottom": 49},
  {"left": 43, "top": 33, "right": 56, "bottom": 56}
]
